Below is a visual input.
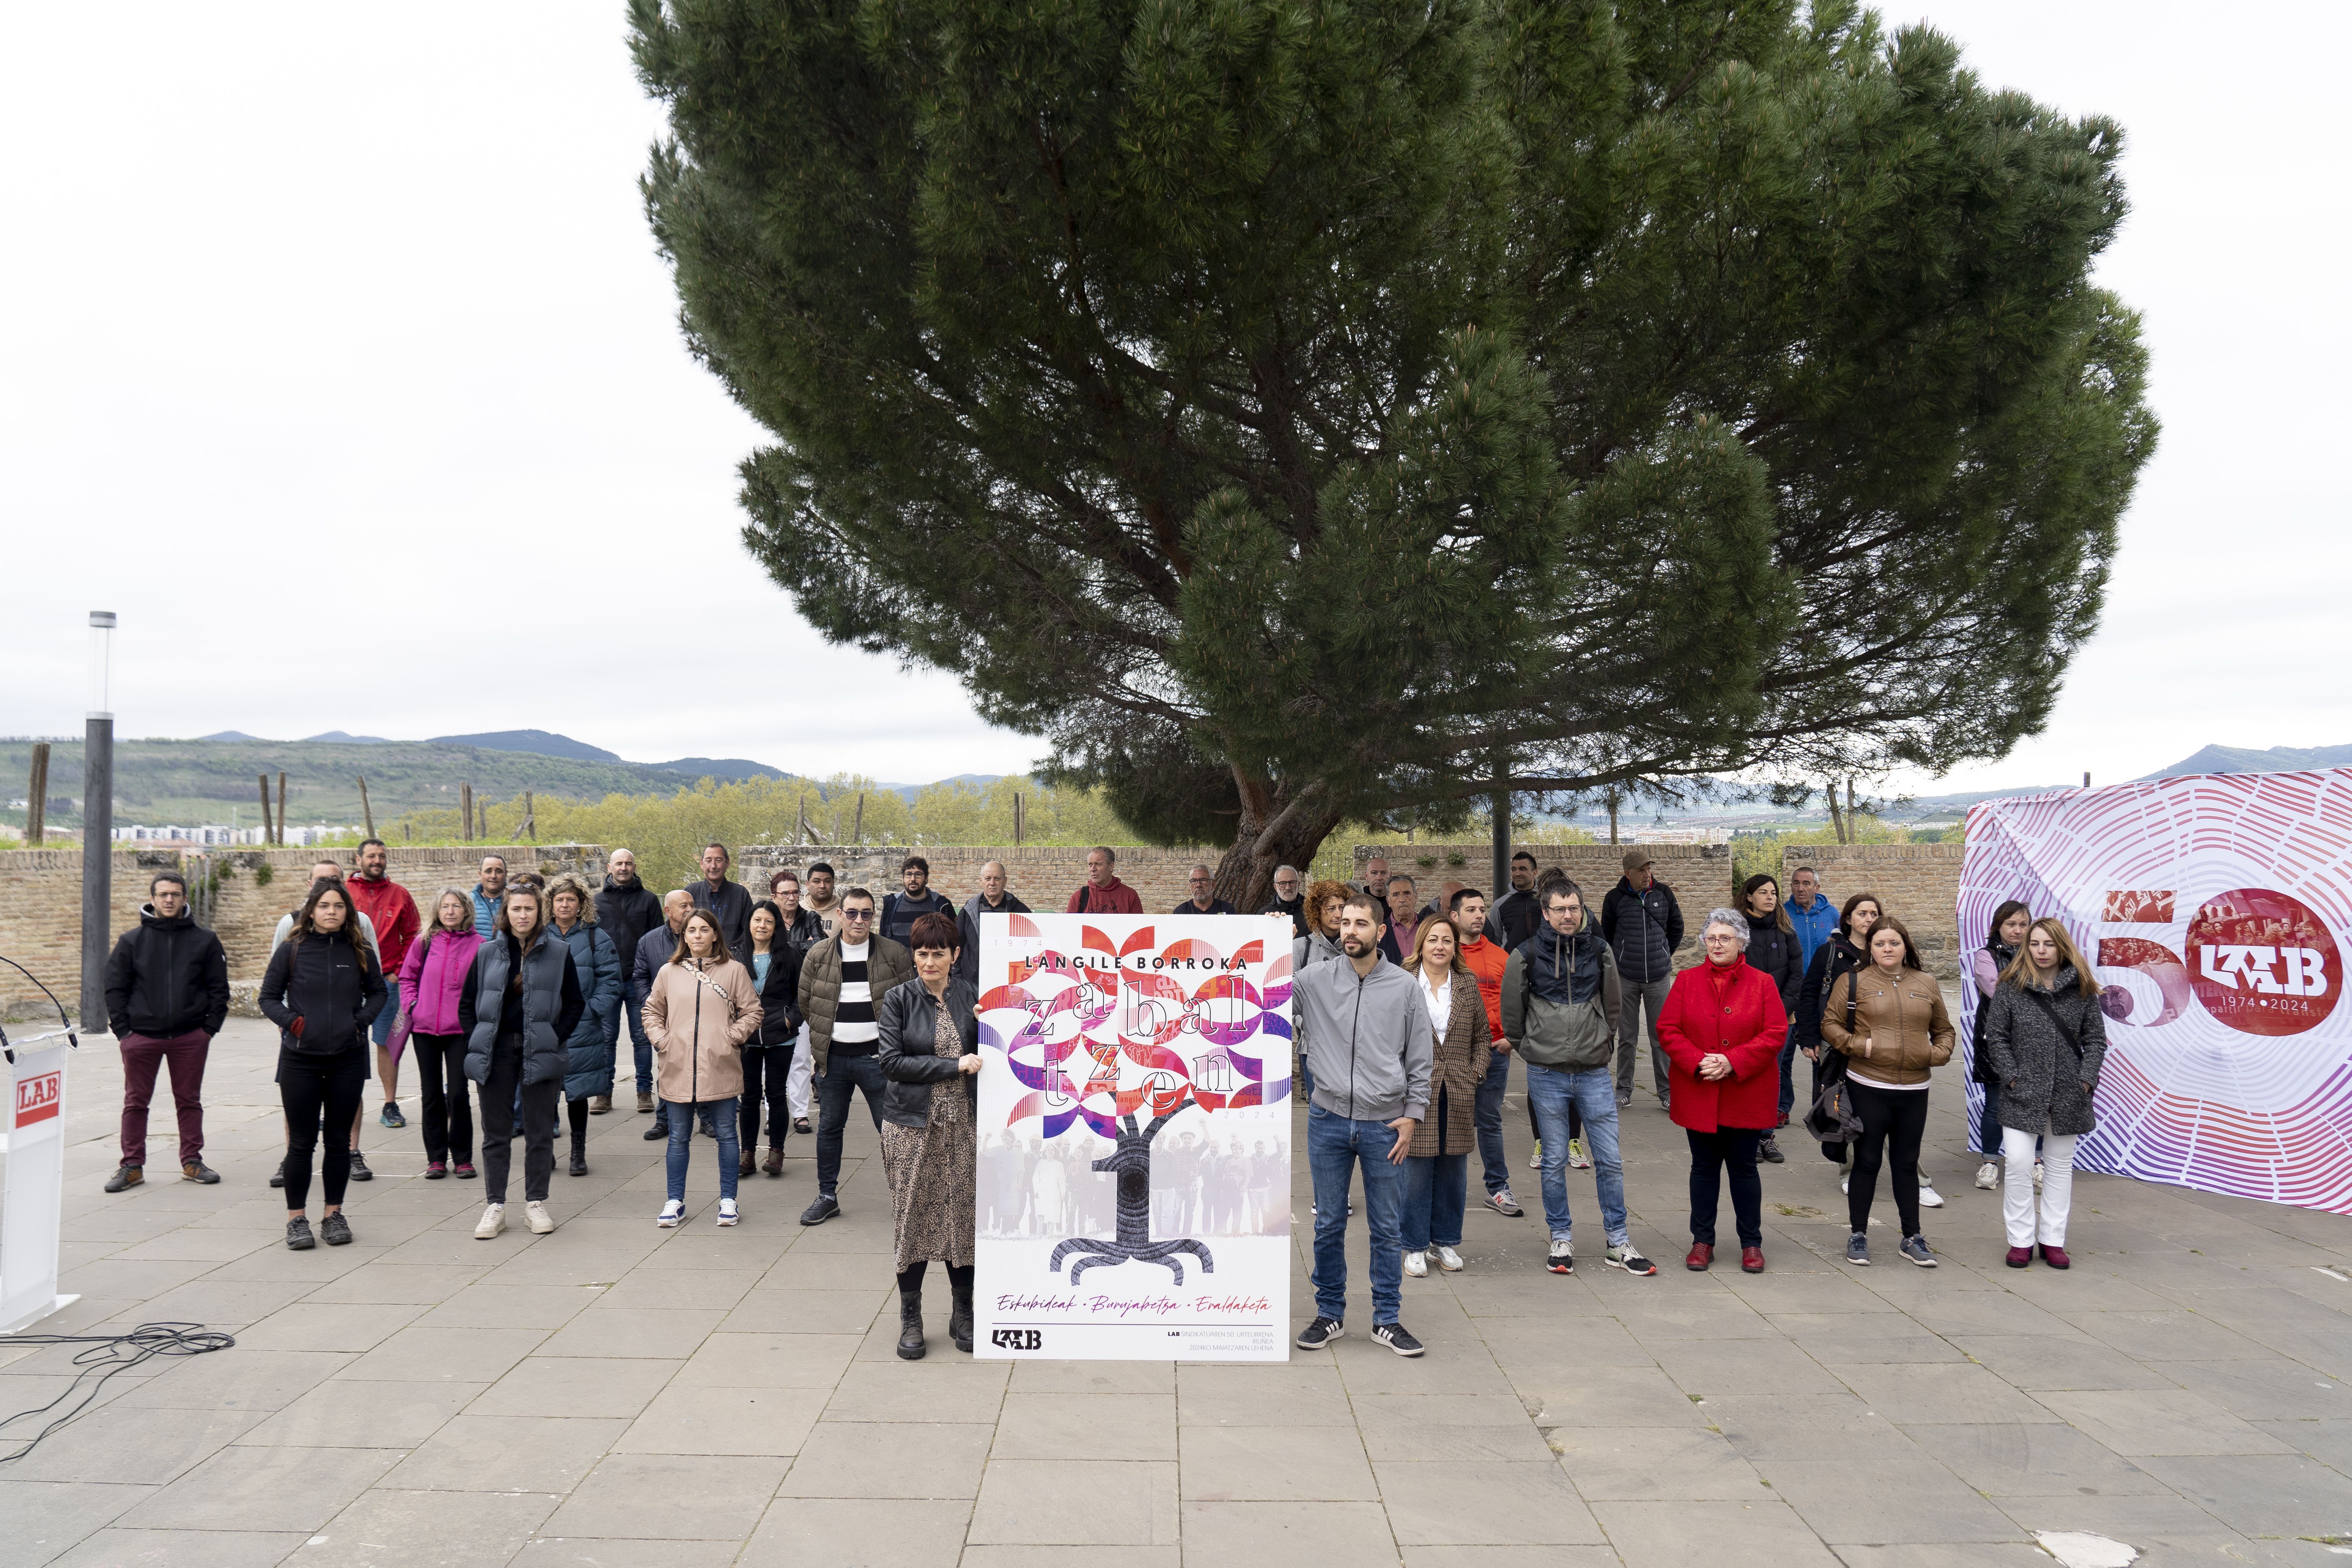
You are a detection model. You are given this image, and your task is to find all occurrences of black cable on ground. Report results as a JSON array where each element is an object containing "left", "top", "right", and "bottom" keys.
[{"left": 0, "top": 1322, "right": 235, "bottom": 1463}]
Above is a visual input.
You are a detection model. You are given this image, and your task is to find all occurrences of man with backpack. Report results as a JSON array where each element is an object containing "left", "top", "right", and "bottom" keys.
[{"left": 1601, "top": 848, "right": 1685, "bottom": 1111}]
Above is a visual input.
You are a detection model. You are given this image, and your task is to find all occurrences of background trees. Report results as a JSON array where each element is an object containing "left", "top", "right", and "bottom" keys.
[{"left": 632, "top": 0, "right": 2154, "bottom": 906}]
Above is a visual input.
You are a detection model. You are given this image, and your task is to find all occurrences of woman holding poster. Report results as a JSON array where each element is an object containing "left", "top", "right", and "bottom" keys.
[
  {"left": 1980, "top": 918, "right": 2106, "bottom": 1270},
  {"left": 875, "top": 911, "right": 982, "bottom": 1360},
  {"left": 1399, "top": 916, "right": 1490, "bottom": 1278}
]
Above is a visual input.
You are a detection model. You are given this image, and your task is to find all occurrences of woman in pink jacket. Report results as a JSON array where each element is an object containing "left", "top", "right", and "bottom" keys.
[{"left": 397, "top": 888, "right": 484, "bottom": 1180}]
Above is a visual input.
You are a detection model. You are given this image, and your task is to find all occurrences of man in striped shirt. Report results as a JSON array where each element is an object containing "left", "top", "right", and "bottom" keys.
[{"left": 796, "top": 887, "right": 915, "bottom": 1225}]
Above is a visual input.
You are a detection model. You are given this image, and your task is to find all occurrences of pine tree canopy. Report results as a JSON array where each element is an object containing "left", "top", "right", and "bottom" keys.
[{"left": 632, "top": 0, "right": 2155, "bottom": 900}]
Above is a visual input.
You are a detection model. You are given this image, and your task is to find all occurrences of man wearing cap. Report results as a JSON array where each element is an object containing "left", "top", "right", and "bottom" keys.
[{"left": 1599, "top": 848, "right": 1686, "bottom": 1111}]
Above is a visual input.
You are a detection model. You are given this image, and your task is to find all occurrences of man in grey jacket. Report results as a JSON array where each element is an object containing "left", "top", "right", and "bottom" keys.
[
  {"left": 1503, "top": 882, "right": 1656, "bottom": 1278},
  {"left": 1293, "top": 893, "right": 1431, "bottom": 1358}
]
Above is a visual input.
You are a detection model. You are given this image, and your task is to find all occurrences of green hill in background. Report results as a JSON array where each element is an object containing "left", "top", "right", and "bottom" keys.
[{"left": 0, "top": 737, "right": 753, "bottom": 829}]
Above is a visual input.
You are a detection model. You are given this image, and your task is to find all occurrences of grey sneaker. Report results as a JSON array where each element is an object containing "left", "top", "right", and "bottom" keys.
[
  {"left": 1844, "top": 1231, "right": 1870, "bottom": 1266},
  {"left": 1484, "top": 1189, "right": 1524, "bottom": 1218},
  {"left": 1900, "top": 1234, "right": 1937, "bottom": 1267},
  {"left": 1546, "top": 1239, "right": 1574, "bottom": 1275}
]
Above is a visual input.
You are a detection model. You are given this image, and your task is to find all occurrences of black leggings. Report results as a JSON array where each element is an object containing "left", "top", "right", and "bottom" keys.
[
  {"left": 281, "top": 1055, "right": 367, "bottom": 1210},
  {"left": 740, "top": 1047, "right": 793, "bottom": 1155},
  {"left": 567, "top": 1096, "right": 590, "bottom": 1145},
  {"left": 411, "top": 1033, "right": 473, "bottom": 1165},
  {"left": 898, "top": 1261, "right": 975, "bottom": 1298},
  {"left": 1849, "top": 1080, "right": 1929, "bottom": 1236}
]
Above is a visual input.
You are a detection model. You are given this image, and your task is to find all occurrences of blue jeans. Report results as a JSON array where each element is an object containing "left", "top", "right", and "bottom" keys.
[
  {"left": 667, "top": 1095, "right": 741, "bottom": 1203},
  {"left": 369, "top": 1003, "right": 396, "bottom": 1078},
  {"left": 625, "top": 997, "right": 654, "bottom": 1095},
  {"left": 1307, "top": 1103, "right": 1406, "bottom": 1326},
  {"left": 1472, "top": 1047, "right": 1513, "bottom": 1195},
  {"left": 1976, "top": 1078, "right": 2003, "bottom": 1157},
  {"left": 1777, "top": 1027, "right": 1800, "bottom": 1119},
  {"left": 1524, "top": 1062, "right": 1629, "bottom": 1247},
  {"left": 815, "top": 1053, "right": 889, "bottom": 1198},
  {"left": 1401, "top": 1153, "right": 1468, "bottom": 1250}
]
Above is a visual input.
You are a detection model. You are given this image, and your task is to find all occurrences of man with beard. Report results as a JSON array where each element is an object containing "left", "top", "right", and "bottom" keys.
[
  {"left": 1263, "top": 864, "right": 1307, "bottom": 939},
  {"left": 345, "top": 838, "right": 419, "bottom": 1129},
  {"left": 594, "top": 848, "right": 664, "bottom": 1114},
  {"left": 1293, "top": 893, "right": 1430, "bottom": 1357}
]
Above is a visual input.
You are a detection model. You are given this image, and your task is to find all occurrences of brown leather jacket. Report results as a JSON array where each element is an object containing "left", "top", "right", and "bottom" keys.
[{"left": 1820, "top": 965, "right": 1955, "bottom": 1088}]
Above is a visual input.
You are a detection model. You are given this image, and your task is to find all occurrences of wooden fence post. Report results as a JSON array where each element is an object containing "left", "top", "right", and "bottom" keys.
[
  {"left": 276, "top": 772, "right": 288, "bottom": 846},
  {"left": 358, "top": 776, "right": 375, "bottom": 838},
  {"left": 260, "top": 773, "right": 275, "bottom": 845},
  {"left": 25, "top": 742, "right": 49, "bottom": 845}
]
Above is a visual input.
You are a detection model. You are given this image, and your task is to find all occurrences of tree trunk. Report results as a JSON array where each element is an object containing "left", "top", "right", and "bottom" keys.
[{"left": 1210, "top": 773, "right": 1346, "bottom": 913}]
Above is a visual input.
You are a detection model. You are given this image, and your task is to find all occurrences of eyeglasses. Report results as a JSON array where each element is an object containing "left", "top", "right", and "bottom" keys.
[{"left": 843, "top": 909, "right": 874, "bottom": 921}]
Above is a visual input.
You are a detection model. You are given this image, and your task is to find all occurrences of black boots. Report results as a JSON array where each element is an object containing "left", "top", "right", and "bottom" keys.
[
  {"left": 896, "top": 1288, "right": 926, "bottom": 1360},
  {"left": 569, "top": 1135, "right": 589, "bottom": 1177},
  {"left": 949, "top": 1275, "right": 974, "bottom": 1354}
]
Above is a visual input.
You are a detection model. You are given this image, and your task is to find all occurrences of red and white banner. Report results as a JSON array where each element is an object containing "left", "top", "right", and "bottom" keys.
[{"left": 1960, "top": 769, "right": 2352, "bottom": 1212}]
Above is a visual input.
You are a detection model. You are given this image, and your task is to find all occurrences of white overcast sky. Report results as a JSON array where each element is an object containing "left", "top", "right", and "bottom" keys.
[{"left": 2, "top": 4, "right": 2344, "bottom": 793}]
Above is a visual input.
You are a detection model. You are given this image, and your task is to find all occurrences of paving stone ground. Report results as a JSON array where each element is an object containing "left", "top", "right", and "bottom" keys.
[{"left": 9, "top": 1013, "right": 2352, "bottom": 1566}]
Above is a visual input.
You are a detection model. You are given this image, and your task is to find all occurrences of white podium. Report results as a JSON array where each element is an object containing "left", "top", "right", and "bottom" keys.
[{"left": 1, "top": 1031, "right": 80, "bottom": 1334}]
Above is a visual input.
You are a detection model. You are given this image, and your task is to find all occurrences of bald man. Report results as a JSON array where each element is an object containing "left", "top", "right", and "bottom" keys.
[
  {"left": 632, "top": 890, "right": 697, "bottom": 1135},
  {"left": 957, "top": 860, "right": 1032, "bottom": 982},
  {"left": 1174, "top": 864, "right": 1236, "bottom": 916}
]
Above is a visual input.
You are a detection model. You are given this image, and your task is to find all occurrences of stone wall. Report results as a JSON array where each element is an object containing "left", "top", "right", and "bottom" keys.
[
  {"left": 1778, "top": 842, "right": 1967, "bottom": 979},
  {"left": 731, "top": 845, "right": 1216, "bottom": 919},
  {"left": 0, "top": 843, "right": 603, "bottom": 1021}
]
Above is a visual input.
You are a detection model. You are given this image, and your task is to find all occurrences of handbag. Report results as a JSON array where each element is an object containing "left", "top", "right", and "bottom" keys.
[{"left": 1804, "top": 971, "right": 1864, "bottom": 1151}]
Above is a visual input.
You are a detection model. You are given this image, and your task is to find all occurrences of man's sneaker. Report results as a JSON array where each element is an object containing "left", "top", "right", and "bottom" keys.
[
  {"left": 1296, "top": 1315, "right": 1344, "bottom": 1350},
  {"left": 474, "top": 1203, "right": 506, "bottom": 1239},
  {"left": 379, "top": 1100, "right": 406, "bottom": 1129},
  {"left": 799, "top": 1194, "right": 840, "bottom": 1226},
  {"left": 453, "top": 1162, "right": 477, "bottom": 1179},
  {"left": 716, "top": 1198, "right": 739, "bottom": 1228},
  {"left": 1370, "top": 1322, "right": 1425, "bottom": 1357},
  {"left": 1528, "top": 1142, "right": 1542, "bottom": 1169},
  {"left": 347, "top": 1151, "right": 373, "bottom": 1182},
  {"left": 181, "top": 1161, "right": 219, "bottom": 1184},
  {"left": 524, "top": 1201, "right": 556, "bottom": 1235},
  {"left": 1844, "top": 1231, "right": 1869, "bottom": 1266},
  {"left": 1606, "top": 1245, "right": 1657, "bottom": 1276},
  {"left": 425, "top": 1161, "right": 449, "bottom": 1180},
  {"left": 657, "top": 1199, "right": 685, "bottom": 1228},
  {"left": 1546, "top": 1239, "right": 1574, "bottom": 1274},
  {"left": 285, "top": 1216, "right": 315, "bottom": 1250},
  {"left": 1917, "top": 1180, "right": 1944, "bottom": 1209},
  {"left": 104, "top": 1164, "right": 143, "bottom": 1193},
  {"left": 1975, "top": 1161, "right": 2000, "bottom": 1190},
  {"left": 1403, "top": 1249, "right": 1428, "bottom": 1278},
  {"left": 1900, "top": 1234, "right": 1937, "bottom": 1267},
  {"left": 1484, "top": 1189, "right": 1524, "bottom": 1218},
  {"left": 1567, "top": 1138, "right": 1591, "bottom": 1170},
  {"left": 321, "top": 1212, "right": 354, "bottom": 1247},
  {"left": 269, "top": 1158, "right": 287, "bottom": 1189},
  {"left": 1757, "top": 1133, "right": 1785, "bottom": 1165},
  {"left": 1435, "top": 1245, "right": 1465, "bottom": 1273}
]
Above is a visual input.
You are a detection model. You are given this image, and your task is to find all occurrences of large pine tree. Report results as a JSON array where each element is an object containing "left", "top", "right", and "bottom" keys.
[{"left": 632, "top": 0, "right": 2154, "bottom": 903}]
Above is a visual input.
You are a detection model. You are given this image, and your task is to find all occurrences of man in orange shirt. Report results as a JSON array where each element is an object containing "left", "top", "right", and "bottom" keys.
[{"left": 1452, "top": 889, "right": 1522, "bottom": 1218}]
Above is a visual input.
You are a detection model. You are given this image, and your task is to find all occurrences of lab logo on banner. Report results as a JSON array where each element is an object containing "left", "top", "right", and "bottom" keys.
[
  {"left": 2185, "top": 887, "right": 2342, "bottom": 1036},
  {"left": 15, "top": 1069, "right": 60, "bottom": 1127}
]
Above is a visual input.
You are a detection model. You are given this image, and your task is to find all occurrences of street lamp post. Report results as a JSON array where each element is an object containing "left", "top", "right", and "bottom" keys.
[{"left": 80, "top": 612, "right": 115, "bottom": 1032}]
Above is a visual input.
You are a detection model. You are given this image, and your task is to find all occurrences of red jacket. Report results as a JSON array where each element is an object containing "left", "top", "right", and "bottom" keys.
[
  {"left": 1067, "top": 876, "right": 1143, "bottom": 916},
  {"left": 1457, "top": 933, "right": 1508, "bottom": 1044},
  {"left": 1657, "top": 956, "right": 1787, "bottom": 1133},
  {"left": 346, "top": 873, "right": 421, "bottom": 976}
]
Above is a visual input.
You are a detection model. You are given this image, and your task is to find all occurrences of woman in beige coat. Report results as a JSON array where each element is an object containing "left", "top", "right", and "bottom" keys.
[
  {"left": 643, "top": 910, "right": 761, "bottom": 1228},
  {"left": 1821, "top": 915, "right": 1953, "bottom": 1268}
]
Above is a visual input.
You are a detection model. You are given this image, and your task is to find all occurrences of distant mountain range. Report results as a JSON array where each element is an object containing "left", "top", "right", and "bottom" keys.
[{"left": 2138, "top": 743, "right": 2352, "bottom": 780}]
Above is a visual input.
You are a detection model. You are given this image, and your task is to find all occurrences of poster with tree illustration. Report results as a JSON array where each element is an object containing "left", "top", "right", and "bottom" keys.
[{"left": 973, "top": 912, "right": 1293, "bottom": 1360}]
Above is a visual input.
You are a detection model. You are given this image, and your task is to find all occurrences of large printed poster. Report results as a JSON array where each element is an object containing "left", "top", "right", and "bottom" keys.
[
  {"left": 973, "top": 912, "right": 1292, "bottom": 1360},
  {"left": 1960, "top": 769, "right": 2352, "bottom": 1212}
]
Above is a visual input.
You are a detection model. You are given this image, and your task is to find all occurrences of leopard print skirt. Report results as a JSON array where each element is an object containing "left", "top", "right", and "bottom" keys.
[{"left": 881, "top": 1001, "right": 977, "bottom": 1272}]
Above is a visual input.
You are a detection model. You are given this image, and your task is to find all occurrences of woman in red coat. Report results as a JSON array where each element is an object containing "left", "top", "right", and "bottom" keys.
[{"left": 1657, "top": 909, "right": 1790, "bottom": 1274}]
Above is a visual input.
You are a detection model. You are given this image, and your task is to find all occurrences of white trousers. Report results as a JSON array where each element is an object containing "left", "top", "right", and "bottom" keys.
[
  {"left": 2002, "top": 1126, "right": 2077, "bottom": 1247},
  {"left": 786, "top": 1025, "right": 813, "bottom": 1118}
]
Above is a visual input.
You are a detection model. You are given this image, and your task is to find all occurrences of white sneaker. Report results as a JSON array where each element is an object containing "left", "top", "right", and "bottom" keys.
[
  {"left": 716, "top": 1198, "right": 739, "bottom": 1228},
  {"left": 657, "top": 1199, "right": 684, "bottom": 1228},
  {"left": 1403, "top": 1249, "right": 1428, "bottom": 1278},
  {"left": 1435, "top": 1245, "right": 1465, "bottom": 1273},
  {"left": 1528, "top": 1143, "right": 1542, "bottom": 1169},
  {"left": 2033, "top": 1160, "right": 2045, "bottom": 1191},
  {"left": 473, "top": 1203, "right": 506, "bottom": 1240},
  {"left": 1975, "top": 1161, "right": 1999, "bottom": 1190},
  {"left": 524, "top": 1200, "right": 555, "bottom": 1234},
  {"left": 1918, "top": 1183, "right": 1945, "bottom": 1210},
  {"left": 1840, "top": 1177, "right": 1849, "bottom": 1195}
]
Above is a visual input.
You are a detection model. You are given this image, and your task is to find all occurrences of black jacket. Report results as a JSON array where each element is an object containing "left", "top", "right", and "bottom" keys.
[
  {"left": 104, "top": 904, "right": 229, "bottom": 1040},
  {"left": 879, "top": 887, "right": 954, "bottom": 951},
  {"left": 956, "top": 891, "right": 1033, "bottom": 983},
  {"left": 746, "top": 941, "right": 807, "bottom": 1047},
  {"left": 1743, "top": 920, "right": 1804, "bottom": 1015},
  {"left": 1795, "top": 935, "right": 1870, "bottom": 1050},
  {"left": 1172, "top": 897, "right": 1238, "bottom": 915},
  {"left": 1489, "top": 887, "right": 1544, "bottom": 953},
  {"left": 595, "top": 875, "right": 664, "bottom": 976},
  {"left": 1600, "top": 878, "right": 1685, "bottom": 984},
  {"left": 691, "top": 877, "right": 755, "bottom": 959},
  {"left": 875, "top": 975, "right": 980, "bottom": 1128},
  {"left": 259, "top": 932, "right": 388, "bottom": 1058}
]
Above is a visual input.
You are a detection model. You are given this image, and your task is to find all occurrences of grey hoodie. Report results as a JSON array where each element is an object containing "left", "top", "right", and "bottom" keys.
[{"left": 1293, "top": 952, "right": 1430, "bottom": 1124}]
